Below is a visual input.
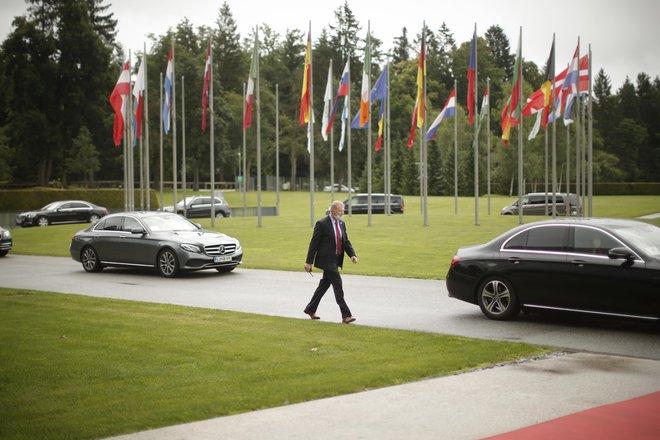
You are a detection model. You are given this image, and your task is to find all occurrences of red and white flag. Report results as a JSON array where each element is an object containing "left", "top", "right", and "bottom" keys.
[
  {"left": 109, "top": 61, "right": 130, "bottom": 146},
  {"left": 132, "top": 57, "right": 145, "bottom": 138}
]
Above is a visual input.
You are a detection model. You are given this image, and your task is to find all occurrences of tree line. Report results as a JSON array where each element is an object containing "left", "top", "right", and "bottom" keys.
[{"left": 0, "top": 0, "right": 658, "bottom": 194}]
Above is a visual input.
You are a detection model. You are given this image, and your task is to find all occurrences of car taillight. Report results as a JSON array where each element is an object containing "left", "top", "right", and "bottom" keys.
[{"left": 449, "top": 255, "right": 461, "bottom": 269}]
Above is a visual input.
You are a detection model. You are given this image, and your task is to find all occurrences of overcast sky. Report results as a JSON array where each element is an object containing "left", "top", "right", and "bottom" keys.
[{"left": 2, "top": 0, "right": 659, "bottom": 89}]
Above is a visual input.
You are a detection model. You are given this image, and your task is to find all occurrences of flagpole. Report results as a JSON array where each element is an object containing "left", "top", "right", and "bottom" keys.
[
  {"left": 486, "top": 77, "right": 491, "bottom": 215},
  {"left": 159, "top": 72, "right": 164, "bottom": 211},
  {"left": 551, "top": 34, "right": 557, "bottom": 218},
  {"left": 172, "top": 41, "right": 178, "bottom": 212},
  {"left": 181, "top": 75, "right": 187, "bottom": 218},
  {"left": 588, "top": 44, "right": 593, "bottom": 217},
  {"left": 473, "top": 23, "right": 479, "bottom": 226},
  {"left": 242, "top": 82, "right": 247, "bottom": 210},
  {"left": 517, "top": 27, "right": 523, "bottom": 226},
  {"left": 276, "top": 83, "right": 280, "bottom": 214},
  {"left": 575, "top": 38, "right": 581, "bottom": 217},
  {"left": 123, "top": 59, "right": 129, "bottom": 212},
  {"left": 329, "top": 59, "right": 335, "bottom": 202},
  {"left": 544, "top": 116, "right": 548, "bottom": 215},
  {"left": 128, "top": 50, "right": 134, "bottom": 211},
  {"left": 144, "top": 43, "right": 150, "bottom": 211},
  {"left": 209, "top": 39, "right": 216, "bottom": 227},
  {"left": 347, "top": 54, "right": 352, "bottom": 217},
  {"left": 256, "top": 26, "right": 262, "bottom": 228},
  {"left": 454, "top": 79, "right": 458, "bottom": 216},
  {"left": 422, "top": 22, "right": 428, "bottom": 225},
  {"left": 386, "top": 61, "right": 391, "bottom": 215},
  {"left": 308, "top": 22, "right": 314, "bottom": 228},
  {"left": 366, "top": 21, "right": 372, "bottom": 227}
]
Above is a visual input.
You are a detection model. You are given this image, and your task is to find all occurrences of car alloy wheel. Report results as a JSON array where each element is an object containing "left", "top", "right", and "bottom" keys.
[
  {"left": 81, "top": 246, "right": 102, "bottom": 272},
  {"left": 89, "top": 213, "right": 101, "bottom": 223},
  {"left": 477, "top": 277, "right": 520, "bottom": 320},
  {"left": 37, "top": 216, "right": 49, "bottom": 227},
  {"left": 157, "top": 248, "right": 179, "bottom": 277}
]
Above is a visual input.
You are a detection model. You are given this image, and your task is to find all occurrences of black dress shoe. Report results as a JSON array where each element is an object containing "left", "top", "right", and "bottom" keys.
[
  {"left": 342, "top": 316, "right": 356, "bottom": 324},
  {"left": 304, "top": 310, "right": 320, "bottom": 320}
]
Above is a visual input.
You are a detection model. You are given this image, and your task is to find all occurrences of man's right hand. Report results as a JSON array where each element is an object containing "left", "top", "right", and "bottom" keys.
[{"left": 304, "top": 263, "right": 312, "bottom": 272}]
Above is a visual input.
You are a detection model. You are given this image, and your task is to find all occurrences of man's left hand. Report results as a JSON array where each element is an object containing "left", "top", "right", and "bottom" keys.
[{"left": 350, "top": 256, "right": 358, "bottom": 264}]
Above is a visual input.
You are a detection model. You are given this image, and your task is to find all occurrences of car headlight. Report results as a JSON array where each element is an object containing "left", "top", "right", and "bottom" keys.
[
  {"left": 1, "top": 230, "right": 10, "bottom": 239},
  {"left": 235, "top": 239, "right": 242, "bottom": 252},
  {"left": 180, "top": 243, "right": 203, "bottom": 253}
]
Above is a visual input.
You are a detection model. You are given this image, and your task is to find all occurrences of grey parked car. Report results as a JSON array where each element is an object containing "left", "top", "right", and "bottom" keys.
[
  {"left": 163, "top": 195, "right": 231, "bottom": 218},
  {"left": 70, "top": 212, "right": 242, "bottom": 277},
  {"left": 500, "top": 193, "right": 579, "bottom": 216}
]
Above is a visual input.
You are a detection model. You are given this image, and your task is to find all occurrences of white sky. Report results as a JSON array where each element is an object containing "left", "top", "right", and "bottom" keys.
[{"left": 2, "top": 0, "right": 660, "bottom": 89}]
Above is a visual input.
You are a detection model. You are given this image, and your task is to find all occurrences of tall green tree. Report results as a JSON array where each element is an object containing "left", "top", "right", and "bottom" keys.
[{"left": 66, "top": 126, "right": 100, "bottom": 185}]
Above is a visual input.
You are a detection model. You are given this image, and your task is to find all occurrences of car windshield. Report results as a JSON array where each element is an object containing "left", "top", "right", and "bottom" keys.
[
  {"left": 175, "top": 198, "right": 195, "bottom": 208},
  {"left": 142, "top": 214, "right": 199, "bottom": 232},
  {"left": 613, "top": 223, "right": 660, "bottom": 257}
]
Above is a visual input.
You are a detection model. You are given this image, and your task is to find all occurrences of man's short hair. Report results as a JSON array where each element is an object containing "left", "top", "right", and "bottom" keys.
[{"left": 330, "top": 200, "right": 344, "bottom": 215}]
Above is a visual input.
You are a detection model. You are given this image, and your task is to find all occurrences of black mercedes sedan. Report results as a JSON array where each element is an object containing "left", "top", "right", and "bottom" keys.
[
  {"left": 16, "top": 200, "right": 108, "bottom": 227},
  {"left": 0, "top": 226, "right": 12, "bottom": 257},
  {"left": 446, "top": 218, "right": 660, "bottom": 322},
  {"left": 70, "top": 212, "right": 242, "bottom": 277}
]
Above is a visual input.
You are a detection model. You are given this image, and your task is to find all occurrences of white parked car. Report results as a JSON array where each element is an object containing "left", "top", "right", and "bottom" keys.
[{"left": 322, "top": 184, "right": 358, "bottom": 193}]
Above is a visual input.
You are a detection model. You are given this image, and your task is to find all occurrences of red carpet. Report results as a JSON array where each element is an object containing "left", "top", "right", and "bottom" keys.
[{"left": 483, "top": 391, "right": 660, "bottom": 440}]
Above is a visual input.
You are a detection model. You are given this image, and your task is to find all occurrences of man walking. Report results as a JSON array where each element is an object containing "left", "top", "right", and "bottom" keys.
[{"left": 304, "top": 200, "right": 358, "bottom": 323}]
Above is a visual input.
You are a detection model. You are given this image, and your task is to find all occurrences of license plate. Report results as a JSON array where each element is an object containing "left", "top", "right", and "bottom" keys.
[{"left": 213, "top": 255, "right": 232, "bottom": 263}]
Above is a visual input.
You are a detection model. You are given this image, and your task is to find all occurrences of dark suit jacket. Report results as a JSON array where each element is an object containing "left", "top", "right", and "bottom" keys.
[{"left": 306, "top": 215, "right": 356, "bottom": 271}]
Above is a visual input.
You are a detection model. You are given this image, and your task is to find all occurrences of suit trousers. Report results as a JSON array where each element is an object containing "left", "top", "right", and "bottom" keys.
[{"left": 305, "top": 262, "right": 352, "bottom": 318}]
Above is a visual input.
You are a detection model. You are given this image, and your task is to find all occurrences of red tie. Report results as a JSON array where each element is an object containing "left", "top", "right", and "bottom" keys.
[{"left": 334, "top": 219, "right": 342, "bottom": 255}]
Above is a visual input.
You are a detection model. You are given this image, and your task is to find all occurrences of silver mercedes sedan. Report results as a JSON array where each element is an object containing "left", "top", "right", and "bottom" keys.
[{"left": 70, "top": 212, "right": 242, "bottom": 277}]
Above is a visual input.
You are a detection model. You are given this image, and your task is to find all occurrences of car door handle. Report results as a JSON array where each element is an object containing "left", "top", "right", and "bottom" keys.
[
  {"left": 570, "top": 260, "right": 586, "bottom": 267},
  {"left": 507, "top": 257, "right": 521, "bottom": 264}
]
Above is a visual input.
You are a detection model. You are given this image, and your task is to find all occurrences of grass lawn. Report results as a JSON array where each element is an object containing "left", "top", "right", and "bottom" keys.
[
  {"left": 9, "top": 192, "right": 660, "bottom": 279},
  {"left": 0, "top": 288, "right": 550, "bottom": 440}
]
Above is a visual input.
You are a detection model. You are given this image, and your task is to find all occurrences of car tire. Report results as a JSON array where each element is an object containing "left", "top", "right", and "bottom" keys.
[
  {"left": 215, "top": 212, "right": 224, "bottom": 219},
  {"left": 0, "top": 250, "right": 7, "bottom": 257},
  {"left": 215, "top": 266, "right": 236, "bottom": 273},
  {"left": 89, "top": 213, "right": 101, "bottom": 223},
  {"left": 37, "top": 216, "right": 49, "bottom": 227},
  {"left": 477, "top": 276, "right": 520, "bottom": 320},
  {"left": 81, "top": 246, "right": 102, "bottom": 272},
  {"left": 157, "top": 248, "right": 179, "bottom": 278}
]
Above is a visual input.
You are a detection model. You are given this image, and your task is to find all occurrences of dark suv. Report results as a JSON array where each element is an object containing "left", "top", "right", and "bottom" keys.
[{"left": 342, "top": 193, "right": 404, "bottom": 214}]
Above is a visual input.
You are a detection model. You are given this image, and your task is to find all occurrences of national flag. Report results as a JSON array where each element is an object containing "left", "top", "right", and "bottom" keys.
[
  {"left": 425, "top": 87, "right": 456, "bottom": 141},
  {"left": 541, "top": 39, "right": 555, "bottom": 129},
  {"left": 244, "top": 36, "right": 257, "bottom": 129},
  {"left": 132, "top": 56, "right": 145, "bottom": 138},
  {"left": 324, "top": 60, "right": 349, "bottom": 140},
  {"left": 475, "top": 84, "right": 489, "bottom": 137},
  {"left": 358, "top": 31, "right": 371, "bottom": 128},
  {"left": 202, "top": 39, "right": 212, "bottom": 132},
  {"left": 109, "top": 60, "right": 130, "bottom": 146},
  {"left": 298, "top": 32, "right": 312, "bottom": 126},
  {"left": 501, "top": 31, "right": 522, "bottom": 145},
  {"left": 547, "top": 54, "right": 589, "bottom": 124},
  {"left": 321, "top": 63, "right": 333, "bottom": 141},
  {"left": 467, "top": 28, "right": 477, "bottom": 125},
  {"left": 407, "top": 36, "right": 426, "bottom": 147},
  {"left": 562, "top": 46, "right": 580, "bottom": 125},
  {"left": 370, "top": 67, "right": 388, "bottom": 151},
  {"left": 162, "top": 49, "right": 174, "bottom": 135},
  {"left": 338, "top": 100, "right": 348, "bottom": 152}
]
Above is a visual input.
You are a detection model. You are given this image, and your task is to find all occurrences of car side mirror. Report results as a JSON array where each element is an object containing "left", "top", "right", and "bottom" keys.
[
  {"left": 194, "top": 223, "right": 202, "bottom": 229},
  {"left": 130, "top": 228, "right": 146, "bottom": 235},
  {"left": 608, "top": 247, "right": 634, "bottom": 261}
]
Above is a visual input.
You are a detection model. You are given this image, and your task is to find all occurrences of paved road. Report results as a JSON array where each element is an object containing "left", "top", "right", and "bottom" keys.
[{"left": 2, "top": 255, "right": 659, "bottom": 359}]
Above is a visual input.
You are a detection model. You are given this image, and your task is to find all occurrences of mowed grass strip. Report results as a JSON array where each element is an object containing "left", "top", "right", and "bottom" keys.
[
  {"left": 10, "top": 193, "right": 660, "bottom": 279},
  {"left": 0, "top": 288, "right": 550, "bottom": 440}
]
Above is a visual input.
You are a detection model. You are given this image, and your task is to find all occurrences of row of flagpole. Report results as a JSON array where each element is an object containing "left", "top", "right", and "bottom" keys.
[{"left": 109, "top": 23, "right": 595, "bottom": 229}]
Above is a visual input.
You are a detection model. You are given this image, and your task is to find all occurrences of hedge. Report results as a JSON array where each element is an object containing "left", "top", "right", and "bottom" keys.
[{"left": 0, "top": 189, "right": 160, "bottom": 211}]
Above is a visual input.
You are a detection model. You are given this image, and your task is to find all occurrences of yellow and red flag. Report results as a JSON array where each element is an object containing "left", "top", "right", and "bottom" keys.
[{"left": 298, "top": 32, "right": 312, "bottom": 126}]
